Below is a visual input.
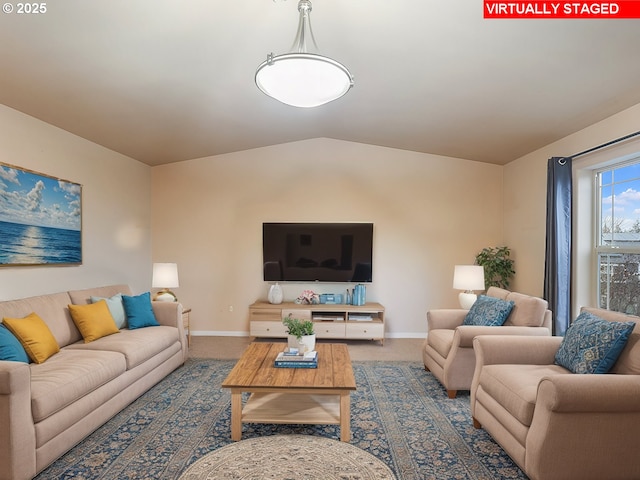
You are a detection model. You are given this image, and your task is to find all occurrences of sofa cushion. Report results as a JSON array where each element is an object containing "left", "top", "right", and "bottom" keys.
[
  {"left": 555, "top": 311, "right": 636, "bottom": 374},
  {"left": 65, "top": 326, "right": 179, "bottom": 370},
  {"left": 68, "top": 284, "right": 132, "bottom": 305},
  {"left": 68, "top": 301, "right": 120, "bottom": 343},
  {"left": 30, "top": 349, "right": 126, "bottom": 422},
  {"left": 122, "top": 292, "right": 160, "bottom": 329},
  {"left": 2, "top": 313, "right": 60, "bottom": 364},
  {"left": 91, "top": 293, "right": 127, "bottom": 329},
  {"left": 0, "top": 291, "right": 81, "bottom": 347},
  {"left": 463, "top": 295, "right": 514, "bottom": 326},
  {"left": 427, "top": 329, "right": 455, "bottom": 359},
  {"left": 479, "top": 364, "right": 570, "bottom": 426},
  {"left": 0, "top": 324, "right": 29, "bottom": 363},
  {"left": 504, "top": 292, "right": 548, "bottom": 327}
]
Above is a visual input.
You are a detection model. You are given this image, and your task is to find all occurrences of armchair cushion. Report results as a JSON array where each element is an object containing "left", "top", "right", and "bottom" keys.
[
  {"left": 480, "top": 364, "right": 569, "bottom": 427},
  {"left": 504, "top": 292, "right": 548, "bottom": 327},
  {"left": 463, "top": 295, "right": 514, "bottom": 326},
  {"left": 555, "top": 311, "right": 636, "bottom": 374}
]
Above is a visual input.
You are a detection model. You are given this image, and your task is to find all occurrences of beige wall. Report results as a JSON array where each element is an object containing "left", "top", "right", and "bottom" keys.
[
  {"left": 0, "top": 105, "right": 152, "bottom": 300},
  {"left": 504, "top": 103, "right": 640, "bottom": 311},
  {"left": 151, "top": 138, "right": 504, "bottom": 337}
]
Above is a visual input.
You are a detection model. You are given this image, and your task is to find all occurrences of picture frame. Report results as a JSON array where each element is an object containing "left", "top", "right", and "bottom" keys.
[{"left": 0, "top": 162, "right": 82, "bottom": 266}]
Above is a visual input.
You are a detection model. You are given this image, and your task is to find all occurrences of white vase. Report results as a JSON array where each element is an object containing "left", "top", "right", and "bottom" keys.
[
  {"left": 287, "top": 334, "right": 316, "bottom": 354},
  {"left": 268, "top": 283, "right": 283, "bottom": 304},
  {"left": 298, "top": 334, "right": 316, "bottom": 354}
]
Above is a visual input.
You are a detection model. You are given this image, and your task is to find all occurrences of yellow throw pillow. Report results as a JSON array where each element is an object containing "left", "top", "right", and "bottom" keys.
[
  {"left": 68, "top": 300, "right": 120, "bottom": 343},
  {"left": 2, "top": 313, "right": 60, "bottom": 364}
]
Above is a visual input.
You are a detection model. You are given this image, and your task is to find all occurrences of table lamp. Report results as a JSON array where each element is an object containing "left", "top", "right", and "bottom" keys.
[
  {"left": 152, "top": 263, "right": 179, "bottom": 302},
  {"left": 453, "top": 265, "right": 485, "bottom": 309}
]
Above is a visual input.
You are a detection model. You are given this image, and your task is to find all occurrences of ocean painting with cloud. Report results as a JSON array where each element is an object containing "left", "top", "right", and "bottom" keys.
[{"left": 0, "top": 163, "right": 82, "bottom": 265}]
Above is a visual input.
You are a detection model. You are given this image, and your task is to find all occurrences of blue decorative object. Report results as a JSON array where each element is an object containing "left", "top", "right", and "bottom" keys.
[
  {"left": 122, "top": 292, "right": 160, "bottom": 329},
  {"left": 555, "top": 311, "right": 636, "bottom": 374},
  {"left": 462, "top": 295, "right": 514, "bottom": 326},
  {"left": 0, "top": 323, "right": 30, "bottom": 363}
]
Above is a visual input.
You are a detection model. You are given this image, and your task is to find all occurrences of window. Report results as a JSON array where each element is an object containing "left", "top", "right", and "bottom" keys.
[{"left": 596, "top": 160, "right": 640, "bottom": 314}]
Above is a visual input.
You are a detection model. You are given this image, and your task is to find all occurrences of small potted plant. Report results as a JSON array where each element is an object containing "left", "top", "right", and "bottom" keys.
[{"left": 283, "top": 316, "right": 316, "bottom": 353}]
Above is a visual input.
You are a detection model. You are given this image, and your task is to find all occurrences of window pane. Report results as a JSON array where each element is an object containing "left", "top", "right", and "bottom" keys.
[
  {"left": 598, "top": 163, "right": 640, "bottom": 246},
  {"left": 598, "top": 253, "right": 640, "bottom": 315}
]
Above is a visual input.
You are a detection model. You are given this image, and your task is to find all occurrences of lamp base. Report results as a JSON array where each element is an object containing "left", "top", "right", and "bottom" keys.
[
  {"left": 154, "top": 290, "right": 177, "bottom": 302},
  {"left": 458, "top": 292, "right": 477, "bottom": 310}
]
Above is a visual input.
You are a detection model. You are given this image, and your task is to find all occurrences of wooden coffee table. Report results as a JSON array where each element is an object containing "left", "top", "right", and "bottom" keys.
[{"left": 222, "top": 342, "right": 356, "bottom": 442}]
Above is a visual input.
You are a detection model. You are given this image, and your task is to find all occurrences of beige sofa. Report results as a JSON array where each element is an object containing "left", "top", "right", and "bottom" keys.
[
  {"left": 422, "top": 287, "right": 552, "bottom": 398},
  {"left": 0, "top": 285, "right": 187, "bottom": 480},
  {"left": 471, "top": 307, "right": 640, "bottom": 480}
]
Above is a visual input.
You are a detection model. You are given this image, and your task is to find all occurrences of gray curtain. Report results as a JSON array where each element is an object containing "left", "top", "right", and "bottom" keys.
[{"left": 543, "top": 156, "right": 572, "bottom": 336}]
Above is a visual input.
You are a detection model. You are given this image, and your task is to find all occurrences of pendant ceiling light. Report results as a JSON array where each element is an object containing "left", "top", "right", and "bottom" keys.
[{"left": 255, "top": 0, "right": 354, "bottom": 108}]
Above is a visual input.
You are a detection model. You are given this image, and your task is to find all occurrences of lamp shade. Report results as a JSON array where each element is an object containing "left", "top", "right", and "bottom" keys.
[
  {"left": 152, "top": 263, "right": 179, "bottom": 289},
  {"left": 453, "top": 265, "right": 485, "bottom": 291},
  {"left": 453, "top": 265, "right": 485, "bottom": 310}
]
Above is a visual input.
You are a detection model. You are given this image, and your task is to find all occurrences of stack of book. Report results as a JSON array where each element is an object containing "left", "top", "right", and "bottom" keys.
[{"left": 274, "top": 350, "right": 318, "bottom": 368}]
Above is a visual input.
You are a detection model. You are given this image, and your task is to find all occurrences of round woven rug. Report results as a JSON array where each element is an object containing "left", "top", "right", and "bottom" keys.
[{"left": 179, "top": 435, "right": 396, "bottom": 479}]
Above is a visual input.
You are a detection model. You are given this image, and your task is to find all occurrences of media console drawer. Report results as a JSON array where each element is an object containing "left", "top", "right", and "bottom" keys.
[
  {"left": 250, "top": 321, "right": 287, "bottom": 337},
  {"left": 346, "top": 322, "right": 384, "bottom": 339}
]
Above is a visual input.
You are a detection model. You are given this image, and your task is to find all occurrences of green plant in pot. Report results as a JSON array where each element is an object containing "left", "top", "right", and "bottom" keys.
[
  {"left": 475, "top": 246, "right": 515, "bottom": 290},
  {"left": 283, "top": 316, "right": 316, "bottom": 353}
]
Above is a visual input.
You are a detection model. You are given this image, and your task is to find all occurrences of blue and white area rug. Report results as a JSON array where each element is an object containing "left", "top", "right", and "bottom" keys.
[{"left": 36, "top": 359, "right": 527, "bottom": 479}]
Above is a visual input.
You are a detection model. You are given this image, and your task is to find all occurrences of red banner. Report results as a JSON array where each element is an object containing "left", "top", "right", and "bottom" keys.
[{"left": 484, "top": 1, "right": 640, "bottom": 18}]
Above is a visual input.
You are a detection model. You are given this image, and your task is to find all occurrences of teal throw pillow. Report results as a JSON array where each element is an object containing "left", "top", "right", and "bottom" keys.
[
  {"left": 122, "top": 292, "right": 160, "bottom": 329},
  {"left": 91, "top": 293, "right": 127, "bottom": 329},
  {"left": 555, "top": 311, "right": 636, "bottom": 374},
  {"left": 463, "top": 295, "right": 515, "bottom": 326},
  {"left": 0, "top": 323, "right": 30, "bottom": 363}
]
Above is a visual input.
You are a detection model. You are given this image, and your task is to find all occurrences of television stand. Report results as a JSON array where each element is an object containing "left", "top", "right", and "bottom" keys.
[{"left": 249, "top": 301, "right": 385, "bottom": 345}]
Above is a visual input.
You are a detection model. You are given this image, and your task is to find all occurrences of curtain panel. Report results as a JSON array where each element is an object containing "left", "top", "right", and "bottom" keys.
[{"left": 544, "top": 156, "right": 572, "bottom": 336}]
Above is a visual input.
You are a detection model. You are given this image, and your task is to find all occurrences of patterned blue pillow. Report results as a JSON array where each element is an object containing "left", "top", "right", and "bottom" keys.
[
  {"left": 555, "top": 311, "right": 636, "bottom": 374},
  {"left": 462, "top": 295, "right": 515, "bottom": 326},
  {"left": 0, "top": 323, "right": 30, "bottom": 363}
]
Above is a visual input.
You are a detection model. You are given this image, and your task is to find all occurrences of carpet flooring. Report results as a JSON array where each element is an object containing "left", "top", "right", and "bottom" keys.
[{"left": 35, "top": 359, "right": 528, "bottom": 480}]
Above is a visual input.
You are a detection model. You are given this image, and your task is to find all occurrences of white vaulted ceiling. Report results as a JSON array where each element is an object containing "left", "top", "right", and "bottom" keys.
[{"left": 1, "top": 0, "right": 639, "bottom": 166}]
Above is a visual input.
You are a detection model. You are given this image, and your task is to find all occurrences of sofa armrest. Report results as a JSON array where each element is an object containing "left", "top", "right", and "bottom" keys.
[
  {"left": 472, "top": 335, "right": 563, "bottom": 366},
  {"left": 0, "top": 361, "right": 37, "bottom": 480},
  {"left": 151, "top": 301, "right": 187, "bottom": 361},
  {"left": 538, "top": 374, "right": 640, "bottom": 413},
  {"left": 152, "top": 301, "right": 183, "bottom": 328},
  {"left": 456, "top": 325, "right": 551, "bottom": 347},
  {"left": 427, "top": 309, "right": 467, "bottom": 332}
]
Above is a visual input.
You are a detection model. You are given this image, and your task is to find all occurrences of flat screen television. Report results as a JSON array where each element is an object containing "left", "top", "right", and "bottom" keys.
[{"left": 263, "top": 222, "right": 373, "bottom": 282}]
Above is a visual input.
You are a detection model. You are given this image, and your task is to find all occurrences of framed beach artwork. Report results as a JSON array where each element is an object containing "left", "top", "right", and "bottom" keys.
[{"left": 0, "top": 162, "right": 82, "bottom": 266}]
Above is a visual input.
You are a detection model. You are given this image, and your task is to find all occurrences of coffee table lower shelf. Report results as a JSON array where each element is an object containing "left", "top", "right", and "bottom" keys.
[
  {"left": 230, "top": 389, "right": 351, "bottom": 442},
  {"left": 243, "top": 392, "right": 341, "bottom": 424}
]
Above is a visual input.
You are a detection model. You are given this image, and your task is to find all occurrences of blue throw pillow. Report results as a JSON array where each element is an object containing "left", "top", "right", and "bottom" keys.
[
  {"left": 91, "top": 293, "right": 127, "bottom": 329},
  {"left": 0, "top": 323, "right": 30, "bottom": 363},
  {"left": 463, "top": 295, "right": 515, "bottom": 326},
  {"left": 122, "top": 292, "right": 160, "bottom": 329},
  {"left": 555, "top": 311, "right": 636, "bottom": 374}
]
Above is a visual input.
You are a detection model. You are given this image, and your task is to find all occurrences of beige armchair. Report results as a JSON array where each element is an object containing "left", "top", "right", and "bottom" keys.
[
  {"left": 470, "top": 307, "right": 640, "bottom": 480},
  {"left": 422, "top": 287, "right": 552, "bottom": 398}
]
